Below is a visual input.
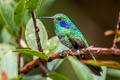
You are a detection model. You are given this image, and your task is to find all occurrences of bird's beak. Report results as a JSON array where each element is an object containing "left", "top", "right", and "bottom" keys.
[{"left": 37, "top": 16, "right": 55, "bottom": 20}]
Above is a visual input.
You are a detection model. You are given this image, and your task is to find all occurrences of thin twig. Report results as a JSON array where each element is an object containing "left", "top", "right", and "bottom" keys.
[
  {"left": 112, "top": 12, "right": 120, "bottom": 48},
  {"left": 19, "top": 47, "right": 120, "bottom": 74},
  {"left": 31, "top": 11, "right": 43, "bottom": 52},
  {"left": 17, "top": 26, "right": 22, "bottom": 73},
  {"left": 40, "top": 64, "right": 49, "bottom": 73},
  {"left": 31, "top": 11, "right": 48, "bottom": 73}
]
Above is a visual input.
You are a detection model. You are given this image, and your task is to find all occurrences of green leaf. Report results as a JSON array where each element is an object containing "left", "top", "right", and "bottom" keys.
[
  {"left": 116, "top": 36, "right": 120, "bottom": 42},
  {"left": 24, "top": 0, "right": 38, "bottom": 12},
  {"left": 0, "top": 44, "right": 15, "bottom": 60},
  {"left": 14, "top": 0, "right": 24, "bottom": 26},
  {"left": 46, "top": 36, "right": 68, "bottom": 71},
  {"left": 35, "top": 0, "right": 56, "bottom": 16},
  {"left": 1, "top": 28, "right": 17, "bottom": 45},
  {"left": 22, "top": 75, "right": 46, "bottom": 80},
  {"left": 25, "top": 18, "right": 48, "bottom": 51},
  {"left": 0, "top": 44, "right": 18, "bottom": 78},
  {"left": 106, "top": 68, "right": 120, "bottom": 80},
  {"left": 48, "top": 72, "right": 69, "bottom": 80},
  {"left": 0, "top": 1, "right": 18, "bottom": 36},
  {"left": 0, "top": 9, "right": 5, "bottom": 32},
  {"left": 55, "top": 56, "right": 93, "bottom": 80},
  {"left": 13, "top": 49, "right": 49, "bottom": 60},
  {"left": 21, "top": 53, "right": 33, "bottom": 61},
  {"left": 44, "top": 36, "right": 62, "bottom": 54}
]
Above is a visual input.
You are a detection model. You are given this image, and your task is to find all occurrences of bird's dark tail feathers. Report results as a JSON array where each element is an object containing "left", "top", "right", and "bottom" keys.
[{"left": 77, "top": 54, "right": 102, "bottom": 76}]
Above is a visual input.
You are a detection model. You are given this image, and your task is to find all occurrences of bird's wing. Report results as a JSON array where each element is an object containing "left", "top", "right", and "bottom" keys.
[{"left": 67, "top": 32, "right": 102, "bottom": 76}]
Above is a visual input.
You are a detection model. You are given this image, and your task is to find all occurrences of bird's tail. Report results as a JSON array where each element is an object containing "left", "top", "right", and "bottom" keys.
[{"left": 77, "top": 54, "right": 102, "bottom": 76}]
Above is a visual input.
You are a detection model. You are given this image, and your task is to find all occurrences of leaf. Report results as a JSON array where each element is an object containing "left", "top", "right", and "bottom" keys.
[
  {"left": 13, "top": 49, "right": 49, "bottom": 60},
  {"left": 0, "top": 9, "right": 5, "bottom": 32},
  {"left": 1, "top": 28, "right": 17, "bottom": 45},
  {"left": 46, "top": 36, "right": 69, "bottom": 71},
  {"left": 25, "top": 18, "right": 48, "bottom": 51},
  {"left": 106, "top": 68, "right": 120, "bottom": 80},
  {"left": 22, "top": 75, "right": 46, "bottom": 80},
  {"left": 14, "top": 0, "right": 24, "bottom": 26},
  {"left": 55, "top": 56, "right": 93, "bottom": 80},
  {"left": 35, "top": 0, "right": 56, "bottom": 16},
  {"left": 0, "top": 44, "right": 19, "bottom": 78},
  {"left": 21, "top": 53, "right": 33, "bottom": 61},
  {"left": 48, "top": 72, "right": 69, "bottom": 80},
  {"left": 0, "top": 44, "right": 15, "bottom": 60},
  {"left": 0, "top": 1, "right": 18, "bottom": 36},
  {"left": 24, "top": 0, "right": 38, "bottom": 12},
  {"left": 0, "top": 51, "right": 18, "bottom": 78},
  {"left": 116, "top": 36, "right": 120, "bottom": 42},
  {"left": 44, "top": 36, "right": 62, "bottom": 54},
  {"left": 81, "top": 60, "right": 120, "bottom": 69}
]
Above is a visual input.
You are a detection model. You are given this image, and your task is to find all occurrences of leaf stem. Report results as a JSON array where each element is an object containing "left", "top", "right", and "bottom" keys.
[{"left": 17, "top": 26, "right": 22, "bottom": 73}]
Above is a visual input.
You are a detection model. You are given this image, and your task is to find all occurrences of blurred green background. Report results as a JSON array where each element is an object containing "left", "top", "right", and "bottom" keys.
[{"left": 0, "top": 0, "right": 120, "bottom": 80}]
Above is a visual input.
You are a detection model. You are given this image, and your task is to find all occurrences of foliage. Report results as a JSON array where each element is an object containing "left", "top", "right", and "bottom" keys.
[{"left": 0, "top": 0, "right": 120, "bottom": 80}]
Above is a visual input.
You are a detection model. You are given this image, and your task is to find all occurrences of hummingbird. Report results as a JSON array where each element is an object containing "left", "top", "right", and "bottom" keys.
[{"left": 37, "top": 13, "right": 102, "bottom": 76}]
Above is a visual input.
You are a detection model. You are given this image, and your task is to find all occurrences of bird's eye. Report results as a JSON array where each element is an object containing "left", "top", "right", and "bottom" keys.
[{"left": 57, "top": 18, "right": 62, "bottom": 21}]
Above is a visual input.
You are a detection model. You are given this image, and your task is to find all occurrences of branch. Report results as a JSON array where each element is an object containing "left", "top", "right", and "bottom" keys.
[
  {"left": 31, "top": 11, "right": 43, "bottom": 52},
  {"left": 19, "top": 47, "right": 120, "bottom": 74},
  {"left": 112, "top": 12, "right": 120, "bottom": 48},
  {"left": 17, "top": 26, "right": 22, "bottom": 73},
  {"left": 31, "top": 11, "right": 48, "bottom": 73}
]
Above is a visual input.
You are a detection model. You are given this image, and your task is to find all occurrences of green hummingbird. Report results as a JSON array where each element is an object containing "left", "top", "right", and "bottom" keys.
[{"left": 38, "top": 13, "right": 102, "bottom": 75}]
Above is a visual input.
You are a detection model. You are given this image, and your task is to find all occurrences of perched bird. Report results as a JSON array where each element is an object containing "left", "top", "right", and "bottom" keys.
[{"left": 37, "top": 13, "right": 102, "bottom": 76}]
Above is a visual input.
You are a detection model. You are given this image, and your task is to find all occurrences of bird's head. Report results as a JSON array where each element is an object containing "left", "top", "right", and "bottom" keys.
[{"left": 37, "top": 13, "right": 72, "bottom": 29}]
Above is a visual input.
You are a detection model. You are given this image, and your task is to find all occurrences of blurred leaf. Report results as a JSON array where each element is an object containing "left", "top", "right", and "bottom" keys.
[
  {"left": 106, "top": 68, "right": 120, "bottom": 80},
  {"left": 0, "top": 44, "right": 18, "bottom": 78},
  {"left": 44, "top": 36, "right": 61, "bottom": 54},
  {"left": 116, "top": 36, "right": 120, "bottom": 42},
  {"left": 14, "top": 0, "right": 24, "bottom": 26},
  {"left": 104, "top": 30, "right": 114, "bottom": 36},
  {"left": 48, "top": 72, "right": 69, "bottom": 80},
  {"left": 24, "top": 0, "right": 38, "bottom": 12},
  {"left": 81, "top": 60, "right": 120, "bottom": 69},
  {"left": 0, "top": 1, "right": 18, "bottom": 36},
  {"left": 22, "top": 75, "right": 46, "bottom": 80},
  {"left": 35, "top": 0, "right": 56, "bottom": 16},
  {"left": 21, "top": 53, "right": 33, "bottom": 61},
  {"left": 25, "top": 18, "right": 48, "bottom": 51},
  {"left": 1, "top": 28, "right": 17, "bottom": 46},
  {"left": 46, "top": 36, "right": 68, "bottom": 71},
  {"left": 10, "top": 74, "right": 23, "bottom": 80},
  {"left": 14, "top": 49, "right": 49, "bottom": 60},
  {"left": 55, "top": 56, "right": 93, "bottom": 80},
  {"left": 0, "top": 44, "right": 15, "bottom": 60},
  {"left": 0, "top": 10, "right": 5, "bottom": 32},
  {"left": 23, "top": 10, "right": 31, "bottom": 27}
]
